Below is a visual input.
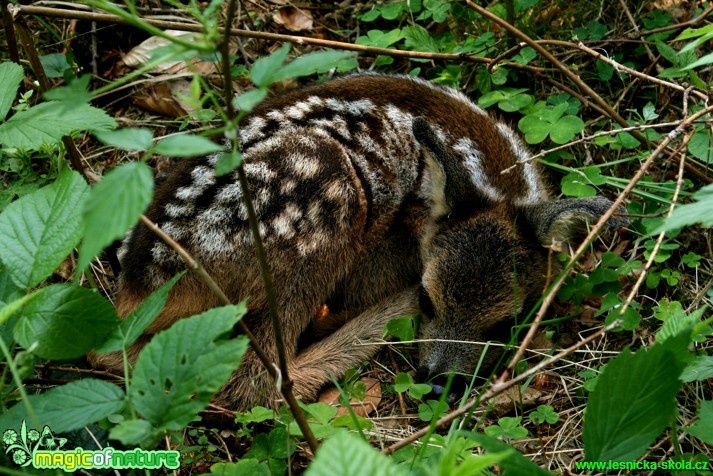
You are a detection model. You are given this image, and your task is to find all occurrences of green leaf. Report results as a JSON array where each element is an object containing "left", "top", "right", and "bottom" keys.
[
  {"left": 152, "top": 134, "right": 224, "bottom": 157},
  {"left": 584, "top": 334, "right": 690, "bottom": 462},
  {"left": 250, "top": 43, "right": 291, "bottom": 88},
  {"left": 656, "top": 183, "right": 713, "bottom": 232},
  {"left": 0, "top": 169, "right": 89, "bottom": 289},
  {"left": 0, "top": 101, "right": 116, "bottom": 150},
  {"left": 681, "top": 355, "right": 713, "bottom": 382},
  {"left": 403, "top": 25, "right": 440, "bottom": 52},
  {"left": 108, "top": 419, "right": 154, "bottom": 446},
  {"left": 14, "top": 283, "right": 119, "bottom": 359},
  {"left": 518, "top": 113, "right": 550, "bottom": 144},
  {"left": 684, "top": 400, "right": 713, "bottom": 445},
  {"left": 39, "top": 53, "right": 71, "bottom": 78},
  {"left": 484, "top": 416, "right": 528, "bottom": 438},
  {"left": 44, "top": 75, "right": 93, "bottom": 107},
  {"left": 383, "top": 315, "right": 416, "bottom": 341},
  {"left": 274, "top": 51, "right": 356, "bottom": 82},
  {"left": 95, "top": 272, "right": 184, "bottom": 353},
  {"left": 79, "top": 161, "right": 154, "bottom": 271},
  {"left": 130, "top": 304, "right": 249, "bottom": 430},
  {"left": 0, "top": 62, "right": 24, "bottom": 121},
  {"left": 688, "top": 128, "right": 713, "bottom": 163},
  {"left": 680, "top": 51, "right": 713, "bottom": 71},
  {"left": 233, "top": 88, "right": 268, "bottom": 113},
  {"left": 305, "top": 430, "right": 408, "bottom": 476},
  {"left": 550, "top": 115, "right": 585, "bottom": 144},
  {"left": 93, "top": 127, "right": 154, "bottom": 151},
  {"left": 215, "top": 151, "right": 243, "bottom": 177},
  {"left": 0, "top": 379, "right": 124, "bottom": 433},
  {"left": 457, "top": 431, "right": 553, "bottom": 475},
  {"left": 209, "top": 460, "right": 271, "bottom": 476},
  {"left": 394, "top": 372, "right": 413, "bottom": 393}
]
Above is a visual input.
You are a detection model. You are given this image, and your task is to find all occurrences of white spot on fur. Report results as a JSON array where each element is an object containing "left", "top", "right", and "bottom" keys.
[
  {"left": 326, "top": 98, "right": 374, "bottom": 115},
  {"left": 453, "top": 138, "right": 503, "bottom": 201},
  {"left": 214, "top": 182, "right": 243, "bottom": 205},
  {"left": 285, "top": 100, "right": 313, "bottom": 120},
  {"left": 240, "top": 116, "right": 267, "bottom": 144},
  {"left": 292, "top": 155, "right": 320, "bottom": 178},
  {"left": 165, "top": 203, "right": 194, "bottom": 218},
  {"left": 281, "top": 180, "right": 297, "bottom": 195}
]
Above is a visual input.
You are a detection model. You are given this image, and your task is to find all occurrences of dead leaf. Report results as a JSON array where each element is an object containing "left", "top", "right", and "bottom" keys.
[
  {"left": 133, "top": 81, "right": 191, "bottom": 117},
  {"left": 273, "top": 7, "right": 314, "bottom": 32},
  {"left": 318, "top": 377, "right": 382, "bottom": 417},
  {"left": 489, "top": 386, "right": 542, "bottom": 416},
  {"left": 123, "top": 30, "right": 219, "bottom": 75}
]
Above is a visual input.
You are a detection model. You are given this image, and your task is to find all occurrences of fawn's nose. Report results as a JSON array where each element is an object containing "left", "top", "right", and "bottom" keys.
[{"left": 415, "top": 365, "right": 467, "bottom": 405}]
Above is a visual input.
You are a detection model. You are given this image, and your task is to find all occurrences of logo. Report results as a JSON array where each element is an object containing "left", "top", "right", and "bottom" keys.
[{"left": 3, "top": 421, "right": 180, "bottom": 472}]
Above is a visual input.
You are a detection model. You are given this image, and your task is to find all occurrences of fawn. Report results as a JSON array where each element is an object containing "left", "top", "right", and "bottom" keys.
[{"left": 90, "top": 74, "right": 627, "bottom": 408}]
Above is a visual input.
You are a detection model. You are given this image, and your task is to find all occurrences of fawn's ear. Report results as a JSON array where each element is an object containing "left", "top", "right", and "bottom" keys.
[
  {"left": 412, "top": 117, "right": 488, "bottom": 220},
  {"left": 522, "top": 196, "right": 629, "bottom": 244}
]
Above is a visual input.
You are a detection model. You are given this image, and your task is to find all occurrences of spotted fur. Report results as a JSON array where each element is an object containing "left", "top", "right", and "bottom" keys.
[{"left": 91, "top": 74, "right": 626, "bottom": 408}]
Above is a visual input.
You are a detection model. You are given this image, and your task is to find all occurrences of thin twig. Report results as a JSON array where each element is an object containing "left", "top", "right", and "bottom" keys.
[
  {"left": 220, "top": 0, "right": 319, "bottom": 453},
  {"left": 618, "top": 130, "right": 694, "bottom": 315},
  {"left": 382, "top": 320, "right": 622, "bottom": 455},
  {"left": 10, "top": 4, "right": 546, "bottom": 74},
  {"left": 500, "top": 121, "right": 684, "bottom": 174},
  {"left": 1, "top": 0, "right": 20, "bottom": 62}
]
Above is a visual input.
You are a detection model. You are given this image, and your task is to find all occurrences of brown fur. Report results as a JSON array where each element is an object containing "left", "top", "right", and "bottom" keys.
[{"left": 90, "top": 74, "right": 626, "bottom": 408}]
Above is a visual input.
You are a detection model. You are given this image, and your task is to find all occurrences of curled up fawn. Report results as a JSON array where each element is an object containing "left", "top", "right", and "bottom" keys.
[{"left": 90, "top": 74, "right": 627, "bottom": 409}]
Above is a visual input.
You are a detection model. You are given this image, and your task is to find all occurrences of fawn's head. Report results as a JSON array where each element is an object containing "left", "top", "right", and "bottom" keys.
[{"left": 412, "top": 118, "right": 627, "bottom": 401}]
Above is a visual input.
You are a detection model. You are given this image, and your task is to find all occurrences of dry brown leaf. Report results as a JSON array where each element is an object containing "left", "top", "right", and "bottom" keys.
[
  {"left": 273, "top": 6, "right": 314, "bottom": 32},
  {"left": 318, "top": 377, "right": 382, "bottom": 417},
  {"left": 123, "top": 30, "right": 219, "bottom": 75},
  {"left": 133, "top": 81, "right": 191, "bottom": 117},
  {"left": 489, "top": 386, "right": 542, "bottom": 416}
]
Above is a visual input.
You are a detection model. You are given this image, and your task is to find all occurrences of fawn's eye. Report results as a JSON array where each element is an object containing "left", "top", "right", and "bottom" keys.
[{"left": 418, "top": 285, "right": 435, "bottom": 319}]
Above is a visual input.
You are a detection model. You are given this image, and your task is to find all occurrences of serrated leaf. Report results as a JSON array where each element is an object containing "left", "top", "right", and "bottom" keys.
[
  {"left": 0, "top": 101, "right": 116, "bottom": 150},
  {"left": 0, "top": 379, "right": 124, "bottom": 433},
  {"left": 79, "top": 162, "right": 154, "bottom": 271},
  {"left": 93, "top": 127, "right": 154, "bottom": 151},
  {"left": 584, "top": 334, "right": 689, "bottom": 462},
  {"left": 108, "top": 419, "right": 154, "bottom": 446},
  {"left": 43, "top": 75, "right": 93, "bottom": 106},
  {"left": 305, "top": 430, "right": 408, "bottom": 476},
  {"left": 688, "top": 127, "right": 713, "bottom": 163},
  {"left": 0, "top": 169, "right": 89, "bottom": 289},
  {"left": 684, "top": 400, "right": 713, "bottom": 445},
  {"left": 14, "top": 283, "right": 119, "bottom": 359},
  {"left": 130, "top": 304, "right": 248, "bottom": 430},
  {"left": 152, "top": 134, "right": 224, "bottom": 157},
  {"left": 95, "top": 272, "right": 184, "bottom": 353},
  {"left": 0, "top": 62, "right": 24, "bottom": 121},
  {"left": 680, "top": 51, "right": 713, "bottom": 71},
  {"left": 403, "top": 25, "right": 440, "bottom": 52}
]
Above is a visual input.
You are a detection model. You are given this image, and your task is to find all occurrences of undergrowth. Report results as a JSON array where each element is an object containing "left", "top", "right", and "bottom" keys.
[{"left": 0, "top": 0, "right": 712, "bottom": 474}]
